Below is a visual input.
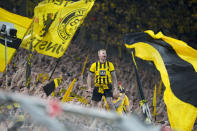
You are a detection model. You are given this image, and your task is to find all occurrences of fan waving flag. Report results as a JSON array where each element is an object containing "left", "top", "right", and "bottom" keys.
[
  {"left": 22, "top": 0, "right": 95, "bottom": 58},
  {"left": 124, "top": 30, "right": 197, "bottom": 131}
]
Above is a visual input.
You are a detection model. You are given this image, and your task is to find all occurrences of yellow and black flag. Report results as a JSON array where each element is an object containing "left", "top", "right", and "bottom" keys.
[
  {"left": 0, "top": 8, "right": 32, "bottom": 40},
  {"left": 0, "top": 32, "right": 21, "bottom": 72},
  {"left": 0, "top": 8, "right": 27, "bottom": 72},
  {"left": 0, "top": 0, "right": 95, "bottom": 58},
  {"left": 124, "top": 30, "right": 197, "bottom": 131},
  {"left": 22, "top": 0, "right": 95, "bottom": 58},
  {"left": 43, "top": 77, "right": 62, "bottom": 96}
]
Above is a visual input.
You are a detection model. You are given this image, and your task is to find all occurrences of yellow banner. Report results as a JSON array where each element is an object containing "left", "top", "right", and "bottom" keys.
[
  {"left": 0, "top": 44, "right": 15, "bottom": 72},
  {"left": 23, "top": 0, "right": 95, "bottom": 58},
  {"left": 0, "top": 8, "right": 32, "bottom": 40},
  {"left": 0, "top": 8, "right": 31, "bottom": 72}
]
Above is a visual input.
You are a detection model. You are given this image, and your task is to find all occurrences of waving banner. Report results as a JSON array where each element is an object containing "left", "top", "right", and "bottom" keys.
[
  {"left": 22, "top": 0, "right": 95, "bottom": 58},
  {"left": 124, "top": 30, "right": 197, "bottom": 131}
]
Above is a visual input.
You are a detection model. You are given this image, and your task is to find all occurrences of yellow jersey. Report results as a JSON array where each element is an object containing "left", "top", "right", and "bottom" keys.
[{"left": 90, "top": 61, "right": 115, "bottom": 87}]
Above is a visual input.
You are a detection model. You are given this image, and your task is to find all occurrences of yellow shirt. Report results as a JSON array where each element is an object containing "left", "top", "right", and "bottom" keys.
[
  {"left": 113, "top": 94, "right": 129, "bottom": 115},
  {"left": 90, "top": 61, "right": 115, "bottom": 87}
]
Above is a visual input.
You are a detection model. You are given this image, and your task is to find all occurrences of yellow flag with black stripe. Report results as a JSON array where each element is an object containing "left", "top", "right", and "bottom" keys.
[
  {"left": 51, "top": 77, "right": 62, "bottom": 96},
  {"left": 124, "top": 30, "right": 197, "bottom": 131},
  {"left": 22, "top": 0, "right": 95, "bottom": 58},
  {"left": 0, "top": 34, "right": 21, "bottom": 72},
  {"left": 0, "top": 8, "right": 29, "bottom": 72}
]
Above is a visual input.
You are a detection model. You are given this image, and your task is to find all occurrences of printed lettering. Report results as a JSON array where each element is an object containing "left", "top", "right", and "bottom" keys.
[
  {"left": 45, "top": 42, "right": 58, "bottom": 53},
  {"left": 39, "top": 41, "right": 48, "bottom": 50}
]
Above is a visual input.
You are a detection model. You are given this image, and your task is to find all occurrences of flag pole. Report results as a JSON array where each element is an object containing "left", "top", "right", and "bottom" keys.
[
  {"left": 4, "top": 37, "right": 8, "bottom": 88},
  {"left": 130, "top": 49, "right": 152, "bottom": 123},
  {"left": 49, "top": 58, "right": 61, "bottom": 81},
  {"left": 25, "top": 18, "right": 34, "bottom": 89}
]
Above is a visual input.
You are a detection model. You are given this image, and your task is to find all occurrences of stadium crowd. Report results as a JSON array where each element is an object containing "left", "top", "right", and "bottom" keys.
[
  {"left": 0, "top": 42, "right": 168, "bottom": 124},
  {"left": 83, "top": 0, "right": 197, "bottom": 49},
  {"left": 0, "top": 0, "right": 196, "bottom": 130},
  {"left": 0, "top": 0, "right": 196, "bottom": 48}
]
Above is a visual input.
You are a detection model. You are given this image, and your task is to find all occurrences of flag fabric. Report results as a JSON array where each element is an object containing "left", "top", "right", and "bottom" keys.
[
  {"left": 43, "top": 80, "right": 55, "bottom": 96},
  {"left": 124, "top": 30, "right": 197, "bottom": 131},
  {"left": 0, "top": 8, "right": 32, "bottom": 40},
  {"left": 61, "top": 78, "right": 77, "bottom": 102},
  {"left": 51, "top": 77, "right": 62, "bottom": 96},
  {"left": 22, "top": 0, "right": 95, "bottom": 58},
  {"left": 0, "top": 36, "right": 21, "bottom": 72},
  {"left": 43, "top": 77, "right": 62, "bottom": 96}
]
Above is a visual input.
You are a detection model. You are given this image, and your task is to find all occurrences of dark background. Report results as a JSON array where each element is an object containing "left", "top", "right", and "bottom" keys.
[{"left": 0, "top": 0, "right": 197, "bottom": 49}]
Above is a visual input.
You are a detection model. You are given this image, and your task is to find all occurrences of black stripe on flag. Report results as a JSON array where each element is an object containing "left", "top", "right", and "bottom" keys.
[
  {"left": 0, "top": 38, "right": 21, "bottom": 49},
  {"left": 124, "top": 32, "right": 197, "bottom": 107}
]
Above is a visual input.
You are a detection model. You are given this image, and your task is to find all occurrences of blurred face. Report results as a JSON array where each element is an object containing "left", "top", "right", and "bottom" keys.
[{"left": 98, "top": 50, "right": 107, "bottom": 63}]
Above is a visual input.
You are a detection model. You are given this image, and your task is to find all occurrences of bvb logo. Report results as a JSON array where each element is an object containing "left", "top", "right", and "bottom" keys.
[{"left": 58, "top": 9, "right": 86, "bottom": 41}]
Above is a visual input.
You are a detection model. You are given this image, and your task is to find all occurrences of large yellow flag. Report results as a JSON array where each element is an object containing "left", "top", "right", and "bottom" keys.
[
  {"left": 22, "top": 0, "right": 95, "bottom": 58},
  {"left": 124, "top": 30, "right": 197, "bottom": 131},
  {"left": 0, "top": 8, "right": 30, "bottom": 72}
]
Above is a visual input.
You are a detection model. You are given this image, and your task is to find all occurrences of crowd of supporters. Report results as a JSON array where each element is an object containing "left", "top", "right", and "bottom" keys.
[
  {"left": 1, "top": 0, "right": 196, "bottom": 47},
  {"left": 0, "top": 0, "right": 196, "bottom": 129},
  {"left": 0, "top": 41, "right": 168, "bottom": 124},
  {"left": 83, "top": 0, "right": 196, "bottom": 48}
]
